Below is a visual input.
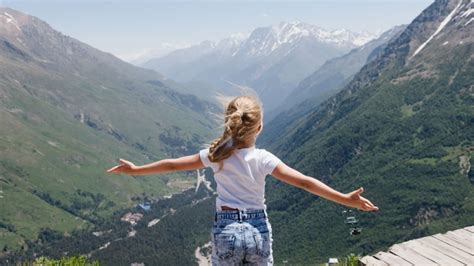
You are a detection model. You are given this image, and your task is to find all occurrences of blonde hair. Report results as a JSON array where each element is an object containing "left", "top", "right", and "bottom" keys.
[{"left": 208, "top": 95, "right": 262, "bottom": 170}]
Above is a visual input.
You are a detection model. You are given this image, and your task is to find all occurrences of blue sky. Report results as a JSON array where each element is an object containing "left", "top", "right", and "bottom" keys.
[{"left": 1, "top": 0, "right": 433, "bottom": 63}]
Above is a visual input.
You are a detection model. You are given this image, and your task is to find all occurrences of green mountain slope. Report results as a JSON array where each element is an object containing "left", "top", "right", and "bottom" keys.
[
  {"left": 0, "top": 7, "right": 219, "bottom": 250},
  {"left": 260, "top": 0, "right": 473, "bottom": 263}
]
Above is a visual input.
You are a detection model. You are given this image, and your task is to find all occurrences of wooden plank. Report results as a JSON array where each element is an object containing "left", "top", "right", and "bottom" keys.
[
  {"left": 417, "top": 236, "right": 474, "bottom": 265},
  {"left": 448, "top": 230, "right": 473, "bottom": 243},
  {"left": 388, "top": 244, "right": 439, "bottom": 265},
  {"left": 360, "top": 255, "right": 389, "bottom": 266},
  {"left": 433, "top": 234, "right": 474, "bottom": 255},
  {"left": 464, "top": 225, "right": 474, "bottom": 233},
  {"left": 459, "top": 228, "right": 474, "bottom": 237},
  {"left": 445, "top": 230, "right": 473, "bottom": 247},
  {"left": 444, "top": 232, "right": 473, "bottom": 251},
  {"left": 401, "top": 240, "right": 464, "bottom": 266},
  {"left": 373, "top": 251, "right": 413, "bottom": 266}
]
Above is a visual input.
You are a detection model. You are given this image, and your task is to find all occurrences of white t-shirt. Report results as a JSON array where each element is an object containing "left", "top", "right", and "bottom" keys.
[{"left": 199, "top": 146, "right": 281, "bottom": 211}]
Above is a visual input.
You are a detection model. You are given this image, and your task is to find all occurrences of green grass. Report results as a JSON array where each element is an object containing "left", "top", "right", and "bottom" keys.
[
  {"left": 0, "top": 228, "right": 23, "bottom": 250},
  {"left": 0, "top": 182, "right": 86, "bottom": 249},
  {"left": 441, "top": 146, "right": 469, "bottom": 162},
  {"left": 22, "top": 255, "right": 99, "bottom": 266},
  {"left": 407, "top": 158, "right": 438, "bottom": 165},
  {"left": 400, "top": 104, "right": 415, "bottom": 118}
]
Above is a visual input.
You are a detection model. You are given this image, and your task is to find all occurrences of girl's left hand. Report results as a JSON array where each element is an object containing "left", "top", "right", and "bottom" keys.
[
  {"left": 106, "top": 159, "right": 137, "bottom": 175},
  {"left": 346, "top": 187, "right": 379, "bottom": 211}
]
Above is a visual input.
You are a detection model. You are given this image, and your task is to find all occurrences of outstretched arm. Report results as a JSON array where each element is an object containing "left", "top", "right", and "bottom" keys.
[
  {"left": 271, "top": 161, "right": 378, "bottom": 211},
  {"left": 106, "top": 154, "right": 204, "bottom": 175}
]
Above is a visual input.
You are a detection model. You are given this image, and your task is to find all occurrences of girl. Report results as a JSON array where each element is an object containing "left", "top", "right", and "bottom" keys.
[{"left": 106, "top": 95, "right": 378, "bottom": 265}]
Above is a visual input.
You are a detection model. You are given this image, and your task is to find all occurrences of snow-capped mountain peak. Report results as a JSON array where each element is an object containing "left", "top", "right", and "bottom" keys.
[
  {"left": 233, "top": 21, "right": 378, "bottom": 57},
  {"left": 216, "top": 34, "right": 246, "bottom": 50},
  {"left": 0, "top": 9, "right": 22, "bottom": 33}
]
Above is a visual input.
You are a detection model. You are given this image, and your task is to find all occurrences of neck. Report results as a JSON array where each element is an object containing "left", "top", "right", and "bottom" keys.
[{"left": 236, "top": 141, "right": 255, "bottom": 149}]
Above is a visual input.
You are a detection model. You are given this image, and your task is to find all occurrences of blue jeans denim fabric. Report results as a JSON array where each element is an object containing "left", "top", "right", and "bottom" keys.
[{"left": 211, "top": 209, "right": 273, "bottom": 266}]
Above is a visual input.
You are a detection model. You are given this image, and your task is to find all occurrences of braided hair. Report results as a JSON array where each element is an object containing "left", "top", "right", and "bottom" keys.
[{"left": 208, "top": 95, "right": 262, "bottom": 171}]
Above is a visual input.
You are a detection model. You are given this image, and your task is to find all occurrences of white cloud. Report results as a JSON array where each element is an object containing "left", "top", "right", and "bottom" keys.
[
  {"left": 260, "top": 12, "right": 270, "bottom": 18},
  {"left": 112, "top": 42, "right": 192, "bottom": 64}
]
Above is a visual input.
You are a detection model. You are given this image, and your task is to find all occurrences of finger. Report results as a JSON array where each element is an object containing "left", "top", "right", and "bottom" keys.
[
  {"left": 106, "top": 165, "right": 120, "bottom": 173},
  {"left": 365, "top": 200, "right": 378, "bottom": 211},
  {"left": 365, "top": 198, "right": 375, "bottom": 207},
  {"left": 363, "top": 202, "right": 379, "bottom": 211},
  {"left": 360, "top": 201, "right": 369, "bottom": 210},
  {"left": 349, "top": 187, "right": 364, "bottom": 200},
  {"left": 362, "top": 198, "right": 375, "bottom": 208},
  {"left": 350, "top": 187, "right": 364, "bottom": 196},
  {"left": 119, "top": 158, "right": 132, "bottom": 166}
]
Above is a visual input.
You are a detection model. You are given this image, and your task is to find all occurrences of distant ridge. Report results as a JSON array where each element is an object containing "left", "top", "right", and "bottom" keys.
[
  {"left": 269, "top": 24, "right": 406, "bottom": 121},
  {"left": 142, "top": 22, "right": 378, "bottom": 112}
]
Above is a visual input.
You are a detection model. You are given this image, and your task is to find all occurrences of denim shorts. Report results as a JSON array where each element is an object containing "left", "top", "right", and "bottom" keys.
[{"left": 211, "top": 209, "right": 273, "bottom": 265}]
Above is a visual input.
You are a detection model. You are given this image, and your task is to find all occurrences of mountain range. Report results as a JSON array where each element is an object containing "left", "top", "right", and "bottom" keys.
[{"left": 143, "top": 22, "right": 378, "bottom": 112}]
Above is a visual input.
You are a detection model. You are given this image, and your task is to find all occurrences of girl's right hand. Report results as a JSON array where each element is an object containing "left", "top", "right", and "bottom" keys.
[{"left": 106, "top": 159, "right": 137, "bottom": 175}]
